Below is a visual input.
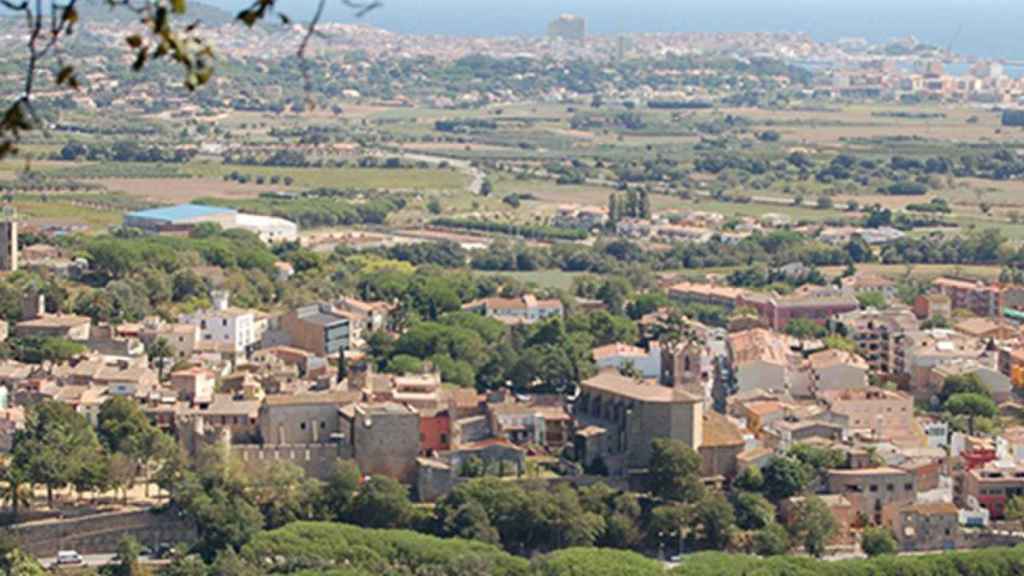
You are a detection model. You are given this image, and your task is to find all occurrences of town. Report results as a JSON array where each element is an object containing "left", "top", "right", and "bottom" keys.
[{"left": 2, "top": 2, "right": 1024, "bottom": 575}]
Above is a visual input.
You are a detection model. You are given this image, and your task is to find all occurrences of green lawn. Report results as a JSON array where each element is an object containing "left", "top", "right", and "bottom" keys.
[
  {"left": 15, "top": 200, "right": 121, "bottom": 229},
  {"left": 184, "top": 162, "right": 468, "bottom": 191},
  {"left": 472, "top": 269, "right": 585, "bottom": 292}
]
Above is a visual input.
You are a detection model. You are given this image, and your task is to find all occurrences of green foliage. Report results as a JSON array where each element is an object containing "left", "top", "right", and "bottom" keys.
[
  {"left": 751, "top": 523, "right": 790, "bottom": 556},
  {"left": 348, "top": 476, "right": 413, "bottom": 529},
  {"left": 861, "top": 525, "right": 897, "bottom": 557},
  {"left": 240, "top": 522, "right": 528, "bottom": 576},
  {"left": 649, "top": 439, "right": 704, "bottom": 503},
  {"left": 531, "top": 548, "right": 662, "bottom": 576},
  {"left": 732, "top": 491, "right": 775, "bottom": 531},
  {"left": 761, "top": 457, "right": 810, "bottom": 502},
  {"left": 944, "top": 392, "right": 998, "bottom": 435},
  {"left": 783, "top": 318, "right": 827, "bottom": 340},
  {"left": 855, "top": 291, "right": 888, "bottom": 310},
  {"left": 789, "top": 496, "right": 837, "bottom": 558},
  {"left": 12, "top": 400, "right": 103, "bottom": 506},
  {"left": 823, "top": 335, "right": 858, "bottom": 354}
]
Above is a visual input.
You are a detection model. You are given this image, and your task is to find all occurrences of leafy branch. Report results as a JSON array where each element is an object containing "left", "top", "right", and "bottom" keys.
[{"left": 0, "top": 0, "right": 382, "bottom": 158}]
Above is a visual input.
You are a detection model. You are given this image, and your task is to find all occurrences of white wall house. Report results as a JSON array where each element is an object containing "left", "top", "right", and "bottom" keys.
[{"left": 180, "top": 291, "right": 258, "bottom": 354}]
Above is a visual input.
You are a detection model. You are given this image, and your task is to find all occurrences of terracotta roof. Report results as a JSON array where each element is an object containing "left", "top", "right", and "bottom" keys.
[
  {"left": 581, "top": 368, "right": 699, "bottom": 404},
  {"left": 668, "top": 281, "right": 746, "bottom": 301},
  {"left": 701, "top": 412, "right": 745, "bottom": 448},
  {"left": 592, "top": 342, "right": 647, "bottom": 360},
  {"left": 808, "top": 349, "right": 869, "bottom": 371},
  {"left": 900, "top": 502, "right": 958, "bottom": 516},
  {"left": 729, "top": 329, "right": 793, "bottom": 366},
  {"left": 744, "top": 400, "right": 786, "bottom": 417},
  {"left": 264, "top": 391, "right": 360, "bottom": 407}
]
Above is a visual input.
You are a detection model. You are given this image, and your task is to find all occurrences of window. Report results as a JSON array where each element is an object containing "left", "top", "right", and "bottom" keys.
[
  {"left": 869, "top": 484, "right": 878, "bottom": 493},
  {"left": 904, "top": 483, "right": 913, "bottom": 491},
  {"left": 441, "top": 433, "right": 448, "bottom": 444},
  {"left": 886, "top": 484, "right": 894, "bottom": 492},
  {"left": 200, "top": 320, "right": 207, "bottom": 329},
  {"left": 320, "top": 421, "right": 325, "bottom": 429},
  {"left": 300, "top": 422, "right": 307, "bottom": 430},
  {"left": 222, "top": 319, "right": 228, "bottom": 327}
]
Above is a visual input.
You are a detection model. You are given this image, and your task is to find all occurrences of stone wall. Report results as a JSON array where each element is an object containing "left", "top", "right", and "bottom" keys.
[
  {"left": 231, "top": 442, "right": 352, "bottom": 481},
  {"left": 10, "top": 508, "right": 196, "bottom": 557}
]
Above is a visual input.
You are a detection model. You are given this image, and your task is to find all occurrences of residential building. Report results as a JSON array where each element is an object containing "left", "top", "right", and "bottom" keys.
[
  {"left": 831, "top": 307, "right": 919, "bottom": 375},
  {"left": 14, "top": 294, "right": 90, "bottom": 341},
  {"left": 820, "top": 388, "right": 922, "bottom": 446},
  {"left": 961, "top": 465, "right": 1024, "bottom": 519},
  {"left": 699, "top": 411, "right": 746, "bottom": 478},
  {"left": 335, "top": 296, "right": 391, "bottom": 341},
  {"left": 553, "top": 204, "right": 608, "bottom": 229},
  {"left": 180, "top": 291, "right": 259, "bottom": 355},
  {"left": 803, "top": 349, "right": 869, "bottom": 395},
  {"left": 139, "top": 318, "right": 201, "bottom": 361},
  {"left": 667, "top": 281, "right": 746, "bottom": 311},
  {"left": 883, "top": 502, "right": 960, "bottom": 552},
  {"left": 895, "top": 329, "right": 989, "bottom": 392},
  {"left": 826, "top": 467, "right": 916, "bottom": 522},
  {"left": 930, "top": 358, "right": 1012, "bottom": 403},
  {"left": 574, "top": 368, "right": 703, "bottom": 474},
  {"left": 932, "top": 277, "right": 1003, "bottom": 318},
  {"left": 728, "top": 329, "right": 797, "bottom": 394},
  {"left": 170, "top": 367, "right": 217, "bottom": 404},
  {"left": 781, "top": 495, "right": 854, "bottom": 546},
  {"left": 487, "top": 396, "right": 571, "bottom": 448},
  {"left": 280, "top": 304, "right": 352, "bottom": 357},
  {"left": 592, "top": 342, "right": 661, "bottom": 379},
  {"left": 751, "top": 286, "right": 860, "bottom": 331},
  {"left": 461, "top": 294, "right": 563, "bottom": 325}
]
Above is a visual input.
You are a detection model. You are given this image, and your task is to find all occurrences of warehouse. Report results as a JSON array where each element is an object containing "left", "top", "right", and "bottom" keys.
[{"left": 124, "top": 204, "right": 298, "bottom": 243}]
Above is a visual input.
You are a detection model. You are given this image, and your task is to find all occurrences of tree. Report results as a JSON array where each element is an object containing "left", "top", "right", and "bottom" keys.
[
  {"left": 111, "top": 536, "right": 143, "bottom": 576},
  {"left": 648, "top": 439, "right": 704, "bottom": 503},
  {"left": 349, "top": 476, "right": 412, "bottom": 529},
  {"left": 732, "top": 467, "right": 764, "bottom": 493},
  {"left": 1006, "top": 495, "right": 1024, "bottom": 533},
  {"left": 856, "top": 291, "right": 887, "bottom": 310},
  {"left": 823, "top": 335, "right": 858, "bottom": 354},
  {"left": 945, "top": 392, "right": 997, "bottom": 435},
  {"left": 783, "top": 318, "right": 826, "bottom": 340},
  {"left": 940, "top": 373, "right": 990, "bottom": 404},
  {"left": 752, "top": 523, "right": 790, "bottom": 556},
  {"left": 693, "top": 493, "right": 735, "bottom": 549},
  {"left": 322, "top": 459, "right": 361, "bottom": 521},
  {"left": 790, "top": 496, "right": 837, "bottom": 558},
  {"left": 761, "top": 457, "right": 810, "bottom": 502},
  {"left": 861, "top": 525, "right": 898, "bottom": 556},
  {"left": 480, "top": 179, "right": 494, "bottom": 197},
  {"left": 336, "top": 348, "right": 347, "bottom": 384},
  {"left": 146, "top": 337, "right": 174, "bottom": 382},
  {"left": 732, "top": 491, "right": 775, "bottom": 530},
  {"left": 12, "top": 400, "right": 103, "bottom": 507}
]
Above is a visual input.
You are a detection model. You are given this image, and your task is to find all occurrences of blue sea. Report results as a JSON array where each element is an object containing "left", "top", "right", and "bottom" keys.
[{"left": 204, "top": 0, "right": 1024, "bottom": 60}]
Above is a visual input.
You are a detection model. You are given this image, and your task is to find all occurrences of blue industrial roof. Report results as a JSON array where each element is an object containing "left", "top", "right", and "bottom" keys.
[{"left": 126, "top": 204, "right": 237, "bottom": 223}]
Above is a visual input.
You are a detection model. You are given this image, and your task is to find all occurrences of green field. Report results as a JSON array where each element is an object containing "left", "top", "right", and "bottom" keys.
[
  {"left": 473, "top": 269, "right": 586, "bottom": 292},
  {"left": 184, "top": 162, "right": 469, "bottom": 191}
]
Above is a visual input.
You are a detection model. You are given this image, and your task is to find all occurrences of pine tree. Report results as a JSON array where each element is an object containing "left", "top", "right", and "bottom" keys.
[
  {"left": 638, "top": 189, "right": 651, "bottom": 219},
  {"left": 608, "top": 193, "right": 620, "bottom": 225},
  {"left": 625, "top": 189, "right": 639, "bottom": 218}
]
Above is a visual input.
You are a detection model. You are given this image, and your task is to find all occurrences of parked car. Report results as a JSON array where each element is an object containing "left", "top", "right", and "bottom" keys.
[{"left": 56, "top": 550, "right": 83, "bottom": 565}]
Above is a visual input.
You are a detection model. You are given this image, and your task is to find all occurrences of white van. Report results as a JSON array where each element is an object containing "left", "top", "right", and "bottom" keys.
[{"left": 56, "top": 550, "right": 83, "bottom": 565}]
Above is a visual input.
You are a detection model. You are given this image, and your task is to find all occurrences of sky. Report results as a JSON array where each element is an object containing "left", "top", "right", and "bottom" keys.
[{"left": 203, "top": 0, "right": 1024, "bottom": 59}]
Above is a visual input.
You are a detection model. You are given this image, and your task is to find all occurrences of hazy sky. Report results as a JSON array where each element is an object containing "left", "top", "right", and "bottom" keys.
[{"left": 208, "top": 0, "right": 1024, "bottom": 58}]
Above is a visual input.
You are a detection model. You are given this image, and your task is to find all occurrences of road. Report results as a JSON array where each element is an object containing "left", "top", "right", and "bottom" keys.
[
  {"left": 39, "top": 554, "right": 164, "bottom": 569},
  {"left": 395, "top": 152, "right": 486, "bottom": 195}
]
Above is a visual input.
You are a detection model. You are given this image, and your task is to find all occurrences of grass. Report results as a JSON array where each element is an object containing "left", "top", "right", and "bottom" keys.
[
  {"left": 820, "top": 263, "right": 1003, "bottom": 282},
  {"left": 14, "top": 200, "right": 121, "bottom": 229},
  {"left": 183, "top": 162, "right": 469, "bottom": 191},
  {"left": 472, "top": 269, "right": 585, "bottom": 292}
]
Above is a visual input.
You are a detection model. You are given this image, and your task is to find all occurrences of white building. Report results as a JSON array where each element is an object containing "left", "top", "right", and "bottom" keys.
[
  {"left": 232, "top": 214, "right": 299, "bottom": 244},
  {"left": 592, "top": 342, "right": 661, "bottom": 379},
  {"left": 179, "top": 291, "right": 259, "bottom": 354}
]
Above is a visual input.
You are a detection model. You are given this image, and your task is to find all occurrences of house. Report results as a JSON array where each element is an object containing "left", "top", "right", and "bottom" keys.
[
  {"left": 180, "top": 291, "right": 259, "bottom": 355},
  {"left": 170, "top": 367, "right": 217, "bottom": 404},
  {"left": 728, "top": 329, "right": 798, "bottom": 394},
  {"left": 574, "top": 368, "right": 703, "bottom": 474},
  {"left": 138, "top": 318, "right": 200, "bottom": 361},
  {"left": 820, "top": 388, "right": 922, "bottom": 447},
  {"left": 592, "top": 342, "right": 661, "bottom": 379},
  {"left": 335, "top": 296, "right": 392, "bottom": 342},
  {"left": 961, "top": 465, "right": 1024, "bottom": 519},
  {"left": 804, "top": 349, "right": 869, "bottom": 395},
  {"left": 280, "top": 304, "right": 351, "bottom": 357},
  {"left": 830, "top": 307, "right": 919, "bottom": 375},
  {"left": 883, "top": 502, "right": 960, "bottom": 552},
  {"left": 486, "top": 396, "right": 571, "bottom": 449},
  {"left": 553, "top": 204, "right": 608, "bottom": 229},
  {"left": 461, "top": 294, "right": 564, "bottom": 325},
  {"left": 700, "top": 411, "right": 746, "bottom": 478},
  {"left": 187, "top": 394, "right": 262, "bottom": 443},
  {"left": 929, "top": 358, "right": 1012, "bottom": 403},
  {"left": 826, "top": 467, "right": 916, "bottom": 523},
  {"left": 751, "top": 286, "right": 860, "bottom": 332},
  {"left": 896, "top": 329, "right": 989, "bottom": 393}
]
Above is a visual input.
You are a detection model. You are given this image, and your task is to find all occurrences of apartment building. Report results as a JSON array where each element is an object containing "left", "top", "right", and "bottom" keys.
[
  {"left": 895, "top": 329, "right": 988, "bottom": 392},
  {"left": 667, "top": 281, "right": 747, "bottom": 311},
  {"left": 932, "top": 278, "right": 1004, "bottom": 318},
  {"left": 831, "top": 307, "right": 919, "bottom": 375},
  {"left": 728, "top": 329, "right": 798, "bottom": 394},
  {"left": 803, "top": 349, "right": 869, "bottom": 395},
  {"left": 962, "top": 465, "right": 1024, "bottom": 519},
  {"left": 280, "top": 304, "right": 352, "bottom": 357}
]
